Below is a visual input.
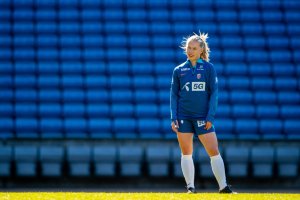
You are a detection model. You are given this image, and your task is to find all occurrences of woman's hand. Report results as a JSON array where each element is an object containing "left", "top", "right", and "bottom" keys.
[
  {"left": 204, "top": 121, "right": 212, "bottom": 130},
  {"left": 171, "top": 120, "right": 179, "bottom": 133}
]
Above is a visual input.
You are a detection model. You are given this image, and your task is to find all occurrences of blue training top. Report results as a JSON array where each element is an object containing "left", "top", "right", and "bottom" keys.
[{"left": 170, "top": 58, "right": 218, "bottom": 123}]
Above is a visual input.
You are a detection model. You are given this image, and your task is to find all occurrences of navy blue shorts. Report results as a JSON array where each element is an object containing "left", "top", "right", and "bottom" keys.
[{"left": 177, "top": 119, "right": 215, "bottom": 135}]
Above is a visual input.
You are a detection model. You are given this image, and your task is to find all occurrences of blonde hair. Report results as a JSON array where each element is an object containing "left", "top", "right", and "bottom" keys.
[{"left": 181, "top": 32, "right": 210, "bottom": 62}]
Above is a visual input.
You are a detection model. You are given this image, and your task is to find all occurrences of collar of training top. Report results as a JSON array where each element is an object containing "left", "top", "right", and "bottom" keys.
[{"left": 186, "top": 58, "right": 203, "bottom": 67}]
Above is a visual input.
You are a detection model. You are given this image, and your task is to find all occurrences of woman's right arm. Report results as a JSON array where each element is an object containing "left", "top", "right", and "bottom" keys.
[{"left": 170, "top": 67, "right": 179, "bottom": 124}]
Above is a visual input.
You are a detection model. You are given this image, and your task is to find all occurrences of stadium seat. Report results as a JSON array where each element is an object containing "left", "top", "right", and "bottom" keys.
[
  {"left": 225, "top": 146, "right": 249, "bottom": 177},
  {"left": 64, "top": 118, "right": 88, "bottom": 139},
  {"left": 119, "top": 146, "right": 143, "bottom": 176},
  {"left": 236, "top": 119, "right": 260, "bottom": 140},
  {"left": 251, "top": 147, "right": 274, "bottom": 177},
  {"left": 256, "top": 105, "right": 279, "bottom": 119},
  {"left": 230, "top": 91, "right": 253, "bottom": 104},
  {"left": 67, "top": 145, "right": 91, "bottom": 177},
  {"left": 113, "top": 118, "right": 137, "bottom": 139},
  {"left": 88, "top": 118, "right": 112, "bottom": 139},
  {"left": 146, "top": 146, "right": 171, "bottom": 177},
  {"left": 40, "top": 146, "right": 64, "bottom": 177},
  {"left": 40, "top": 118, "right": 64, "bottom": 139},
  {"left": 284, "top": 120, "right": 300, "bottom": 140},
  {"left": 0, "top": 146, "right": 12, "bottom": 177},
  {"left": 251, "top": 77, "right": 273, "bottom": 91},
  {"left": 275, "top": 147, "right": 300, "bottom": 177},
  {"left": 260, "top": 119, "right": 284, "bottom": 140},
  {"left": 93, "top": 145, "right": 117, "bottom": 177},
  {"left": 232, "top": 105, "right": 255, "bottom": 118},
  {"left": 280, "top": 105, "right": 300, "bottom": 119},
  {"left": 171, "top": 146, "right": 182, "bottom": 177},
  {"left": 14, "top": 145, "right": 38, "bottom": 177},
  {"left": 214, "top": 118, "right": 236, "bottom": 140}
]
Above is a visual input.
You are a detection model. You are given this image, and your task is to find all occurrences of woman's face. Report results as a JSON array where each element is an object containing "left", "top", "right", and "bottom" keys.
[{"left": 186, "top": 40, "right": 203, "bottom": 62}]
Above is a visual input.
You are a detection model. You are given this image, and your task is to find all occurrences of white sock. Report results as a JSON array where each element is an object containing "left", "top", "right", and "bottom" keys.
[
  {"left": 181, "top": 154, "right": 195, "bottom": 188},
  {"left": 210, "top": 154, "right": 227, "bottom": 190}
]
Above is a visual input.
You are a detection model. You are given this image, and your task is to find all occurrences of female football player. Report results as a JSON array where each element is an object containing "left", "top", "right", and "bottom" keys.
[{"left": 170, "top": 32, "right": 235, "bottom": 194}]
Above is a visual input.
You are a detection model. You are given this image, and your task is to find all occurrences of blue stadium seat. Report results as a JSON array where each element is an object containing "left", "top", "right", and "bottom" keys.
[
  {"left": 171, "top": 146, "right": 183, "bottom": 177},
  {"left": 244, "top": 36, "right": 266, "bottom": 49},
  {"left": 127, "top": 22, "right": 148, "bottom": 34},
  {"left": 110, "top": 90, "right": 133, "bottom": 103},
  {"left": 162, "top": 119, "right": 175, "bottom": 140},
  {"left": 36, "top": 9, "right": 56, "bottom": 21},
  {"left": 126, "top": 8, "right": 147, "bottom": 21},
  {"left": 40, "top": 118, "right": 64, "bottom": 139},
  {"left": 40, "top": 146, "right": 64, "bottom": 177},
  {"left": 236, "top": 119, "right": 259, "bottom": 140},
  {"left": 219, "top": 23, "right": 240, "bottom": 35},
  {"left": 246, "top": 50, "right": 269, "bottom": 62},
  {"left": 254, "top": 91, "right": 277, "bottom": 104},
  {"left": 278, "top": 92, "right": 300, "bottom": 104},
  {"left": 0, "top": 118, "right": 14, "bottom": 139},
  {"left": 64, "top": 118, "right": 88, "bottom": 139},
  {"left": 37, "top": 48, "right": 58, "bottom": 61},
  {"left": 158, "top": 104, "right": 169, "bottom": 118},
  {"left": 230, "top": 91, "right": 253, "bottom": 104},
  {"left": 251, "top": 77, "right": 273, "bottom": 90},
  {"left": 146, "top": 146, "right": 170, "bottom": 177},
  {"left": 154, "top": 62, "right": 175, "bottom": 76},
  {"left": 15, "top": 62, "right": 36, "bottom": 74},
  {"left": 221, "top": 37, "right": 242, "bottom": 48},
  {"left": 232, "top": 105, "right": 255, "bottom": 118},
  {"left": 83, "top": 61, "right": 106, "bottom": 76},
  {"left": 217, "top": 10, "right": 238, "bottom": 22},
  {"left": 195, "top": 147, "right": 214, "bottom": 178},
  {"left": 130, "top": 48, "right": 152, "bottom": 61},
  {"left": 14, "top": 75, "right": 36, "bottom": 88},
  {"left": 225, "top": 146, "right": 249, "bottom": 177},
  {"left": 15, "top": 103, "right": 37, "bottom": 117},
  {"left": 223, "top": 50, "right": 245, "bottom": 62},
  {"left": 217, "top": 104, "right": 231, "bottom": 117},
  {"left": 85, "top": 76, "right": 107, "bottom": 89},
  {"left": 0, "top": 62, "right": 13, "bottom": 75},
  {"left": 106, "top": 61, "right": 129, "bottom": 74},
  {"left": 251, "top": 147, "right": 274, "bottom": 177},
  {"left": 214, "top": 118, "right": 235, "bottom": 140},
  {"left": 14, "top": 35, "right": 34, "bottom": 47},
  {"left": 63, "top": 103, "right": 85, "bottom": 118},
  {"left": 60, "top": 35, "right": 81, "bottom": 48},
  {"left": 262, "top": 10, "right": 283, "bottom": 22},
  {"left": 36, "top": 22, "right": 57, "bottom": 33},
  {"left": 83, "top": 48, "right": 105, "bottom": 61},
  {"left": 137, "top": 118, "right": 160, "bottom": 138},
  {"left": 111, "top": 104, "right": 134, "bottom": 118},
  {"left": 93, "top": 145, "right": 117, "bottom": 177},
  {"left": 259, "top": 119, "right": 284, "bottom": 140},
  {"left": 88, "top": 118, "right": 112, "bottom": 139},
  {"left": 219, "top": 91, "right": 229, "bottom": 104},
  {"left": 63, "top": 90, "right": 85, "bottom": 103},
  {"left": 150, "top": 23, "right": 171, "bottom": 34},
  {"left": 134, "top": 90, "right": 157, "bottom": 103},
  {"left": 225, "top": 63, "right": 247, "bottom": 76},
  {"left": 14, "top": 146, "right": 38, "bottom": 177},
  {"left": 38, "top": 62, "right": 59, "bottom": 74},
  {"left": 82, "top": 35, "right": 103, "bottom": 47},
  {"left": 81, "top": 22, "right": 102, "bottom": 34},
  {"left": 109, "top": 76, "right": 131, "bottom": 89},
  {"left": 264, "top": 23, "right": 286, "bottom": 36},
  {"left": 135, "top": 104, "right": 158, "bottom": 118},
  {"left": 133, "top": 76, "right": 155, "bottom": 89},
  {"left": 0, "top": 104, "right": 13, "bottom": 118},
  {"left": 0, "top": 146, "right": 12, "bottom": 177},
  {"left": 267, "top": 37, "right": 289, "bottom": 49},
  {"left": 280, "top": 105, "right": 300, "bottom": 119},
  {"left": 39, "top": 89, "right": 61, "bottom": 103},
  {"left": 256, "top": 105, "right": 279, "bottom": 119},
  {"left": 228, "top": 77, "right": 250, "bottom": 90},
  {"left": 86, "top": 104, "right": 109, "bottom": 117},
  {"left": 59, "top": 22, "right": 80, "bottom": 34},
  {"left": 119, "top": 146, "right": 143, "bottom": 176},
  {"left": 276, "top": 147, "right": 299, "bottom": 177},
  {"left": 284, "top": 120, "right": 300, "bottom": 139},
  {"left": 15, "top": 118, "right": 39, "bottom": 138},
  {"left": 272, "top": 64, "right": 295, "bottom": 76},
  {"left": 274, "top": 78, "right": 297, "bottom": 91},
  {"left": 249, "top": 63, "right": 271, "bottom": 76},
  {"left": 270, "top": 51, "right": 292, "bottom": 63},
  {"left": 67, "top": 145, "right": 91, "bottom": 177},
  {"left": 61, "top": 76, "right": 84, "bottom": 89},
  {"left": 113, "top": 118, "right": 137, "bottom": 139}
]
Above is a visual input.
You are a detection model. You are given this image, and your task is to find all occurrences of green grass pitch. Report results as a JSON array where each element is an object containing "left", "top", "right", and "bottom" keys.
[{"left": 0, "top": 192, "right": 299, "bottom": 200}]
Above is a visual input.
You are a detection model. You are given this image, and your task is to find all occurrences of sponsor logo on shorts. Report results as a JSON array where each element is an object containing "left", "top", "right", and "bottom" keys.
[{"left": 197, "top": 120, "right": 205, "bottom": 127}]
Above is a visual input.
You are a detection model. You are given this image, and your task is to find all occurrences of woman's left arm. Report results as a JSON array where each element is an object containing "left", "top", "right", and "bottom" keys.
[{"left": 206, "top": 64, "right": 218, "bottom": 125}]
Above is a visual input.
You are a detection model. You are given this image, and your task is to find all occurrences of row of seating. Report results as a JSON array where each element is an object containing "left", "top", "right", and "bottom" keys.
[
  {"left": 1, "top": 103, "right": 300, "bottom": 119},
  {"left": 0, "top": 144, "right": 298, "bottom": 178}
]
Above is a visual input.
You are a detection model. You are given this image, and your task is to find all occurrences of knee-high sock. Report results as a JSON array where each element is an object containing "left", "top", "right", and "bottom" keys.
[
  {"left": 181, "top": 154, "right": 195, "bottom": 188},
  {"left": 210, "top": 154, "right": 227, "bottom": 190}
]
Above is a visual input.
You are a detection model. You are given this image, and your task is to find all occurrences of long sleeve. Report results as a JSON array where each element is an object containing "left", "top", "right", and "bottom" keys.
[
  {"left": 170, "top": 67, "right": 179, "bottom": 121},
  {"left": 206, "top": 65, "right": 218, "bottom": 123}
]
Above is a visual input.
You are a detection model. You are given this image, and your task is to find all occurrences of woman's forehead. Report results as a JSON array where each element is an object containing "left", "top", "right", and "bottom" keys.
[{"left": 187, "top": 40, "right": 200, "bottom": 47}]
